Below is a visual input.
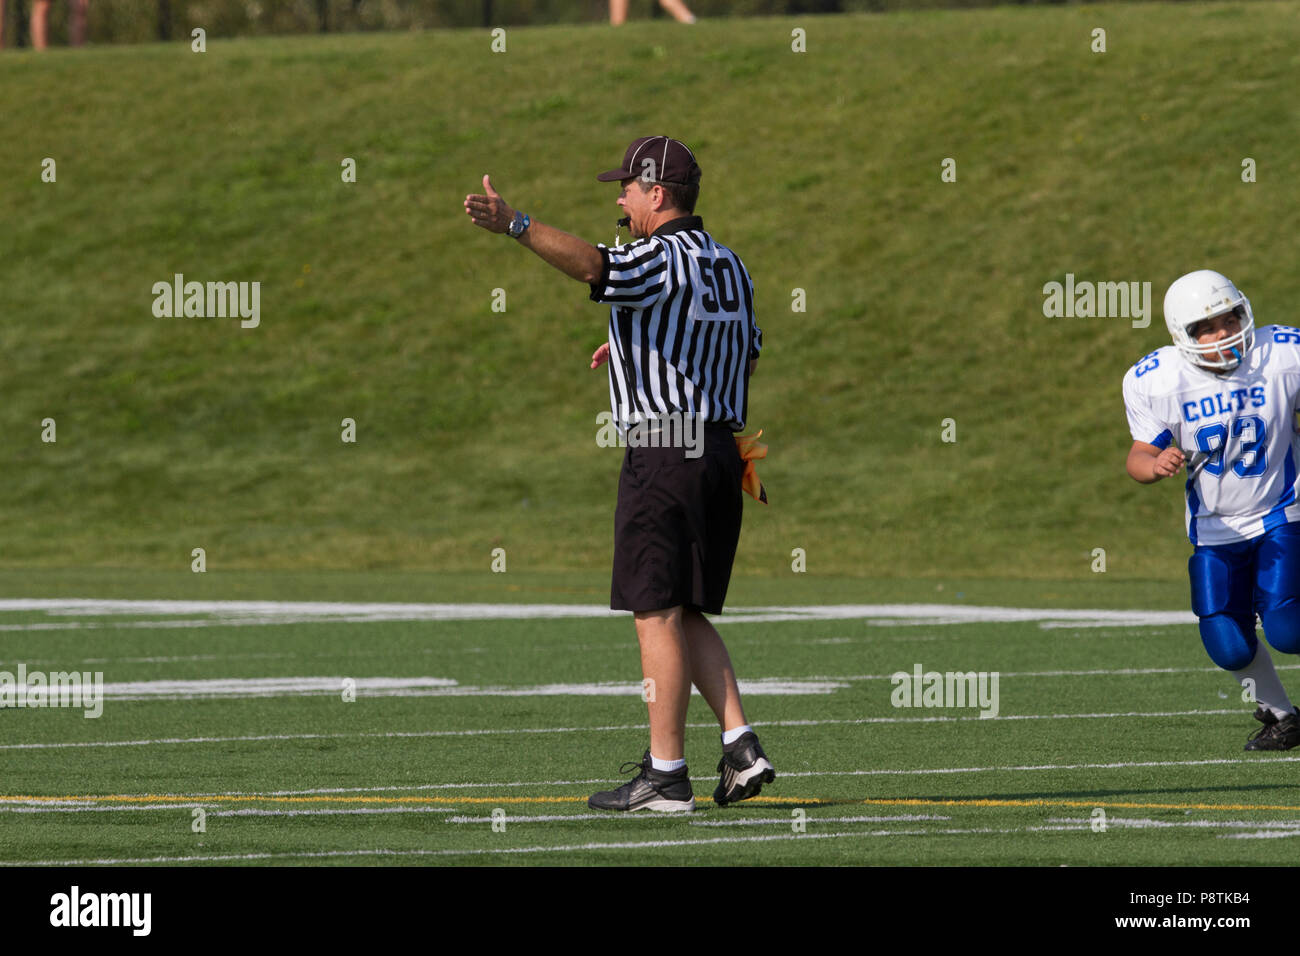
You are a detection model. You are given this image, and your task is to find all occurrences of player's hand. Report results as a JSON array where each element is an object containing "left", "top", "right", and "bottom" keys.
[
  {"left": 464, "top": 175, "right": 515, "bottom": 234},
  {"left": 590, "top": 343, "right": 610, "bottom": 369},
  {"left": 1152, "top": 446, "right": 1186, "bottom": 479}
]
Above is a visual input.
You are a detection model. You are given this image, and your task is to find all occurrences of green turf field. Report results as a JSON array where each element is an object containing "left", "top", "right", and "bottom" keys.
[{"left": 2, "top": 578, "right": 1297, "bottom": 866}]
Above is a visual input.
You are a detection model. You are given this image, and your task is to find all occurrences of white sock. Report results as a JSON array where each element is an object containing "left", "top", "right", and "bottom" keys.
[
  {"left": 1231, "top": 643, "right": 1294, "bottom": 718},
  {"left": 650, "top": 754, "right": 685, "bottom": 772},
  {"left": 722, "top": 724, "right": 753, "bottom": 746}
]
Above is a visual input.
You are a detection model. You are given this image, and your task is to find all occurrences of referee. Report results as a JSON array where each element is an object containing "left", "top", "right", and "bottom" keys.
[{"left": 463, "top": 135, "right": 774, "bottom": 812}]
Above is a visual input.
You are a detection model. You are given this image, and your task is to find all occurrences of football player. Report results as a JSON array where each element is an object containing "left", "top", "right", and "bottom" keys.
[{"left": 1123, "top": 270, "right": 1300, "bottom": 750}]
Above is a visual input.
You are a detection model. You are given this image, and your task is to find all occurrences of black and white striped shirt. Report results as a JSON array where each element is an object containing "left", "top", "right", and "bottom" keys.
[{"left": 589, "top": 215, "right": 762, "bottom": 432}]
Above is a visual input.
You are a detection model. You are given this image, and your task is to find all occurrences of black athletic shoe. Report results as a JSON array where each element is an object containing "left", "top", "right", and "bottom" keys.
[
  {"left": 1245, "top": 708, "right": 1300, "bottom": 751},
  {"left": 587, "top": 751, "right": 695, "bottom": 813},
  {"left": 713, "top": 732, "right": 775, "bottom": 806}
]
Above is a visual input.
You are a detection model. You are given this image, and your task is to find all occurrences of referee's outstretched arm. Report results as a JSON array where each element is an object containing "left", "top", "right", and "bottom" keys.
[{"left": 464, "top": 174, "right": 602, "bottom": 284}]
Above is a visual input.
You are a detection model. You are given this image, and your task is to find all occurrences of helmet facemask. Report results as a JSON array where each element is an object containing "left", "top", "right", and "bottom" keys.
[{"left": 1174, "top": 304, "right": 1254, "bottom": 372}]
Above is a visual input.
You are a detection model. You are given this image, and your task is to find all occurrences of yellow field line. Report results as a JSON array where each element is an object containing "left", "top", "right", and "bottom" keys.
[{"left": 5, "top": 793, "right": 1300, "bottom": 812}]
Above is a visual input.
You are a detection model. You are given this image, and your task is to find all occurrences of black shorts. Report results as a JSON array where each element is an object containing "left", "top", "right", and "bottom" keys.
[{"left": 611, "top": 423, "right": 744, "bottom": 616}]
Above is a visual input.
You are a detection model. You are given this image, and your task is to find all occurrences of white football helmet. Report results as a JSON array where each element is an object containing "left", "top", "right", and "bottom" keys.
[{"left": 1163, "top": 269, "right": 1254, "bottom": 372}]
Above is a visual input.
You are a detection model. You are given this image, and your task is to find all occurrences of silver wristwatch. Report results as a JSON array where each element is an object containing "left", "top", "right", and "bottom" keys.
[{"left": 507, "top": 211, "right": 531, "bottom": 239}]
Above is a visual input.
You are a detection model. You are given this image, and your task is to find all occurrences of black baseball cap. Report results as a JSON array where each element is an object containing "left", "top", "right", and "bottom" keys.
[{"left": 596, "top": 135, "right": 701, "bottom": 185}]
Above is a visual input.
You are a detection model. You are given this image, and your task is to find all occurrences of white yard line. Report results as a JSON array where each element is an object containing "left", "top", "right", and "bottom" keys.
[
  {"left": 774, "top": 754, "right": 1300, "bottom": 777},
  {"left": 211, "top": 807, "right": 457, "bottom": 817},
  {"left": 6, "top": 663, "right": 1279, "bottom": 688},
  {"left": 687, "top": 814, "right": 952, "bottom": 826},
  {"left": 796, "top": 665, "right": 1300, "bottom": 680},
  {"left": 0, "top": 803, "right": 212, "bottom": 813},
  {"left": 0, "top": 599, "right": 1197, "bottom": 630},
  {"left": 0, "top": 825, "right": 1077, "bottom": 866},
  {"left": 1221, "top": 830, "right": 1300, "bottom": 839},
  {"left": 1045, "top": 816, "right": 1300, "bottom": 830},
  {"left": 9, "top": 661, "right": 1294, "bottom": 682},
  {"left": 0, "top": 709, "right": 1265, "bottom": 752},
  {"left": 445, "top": 813, "right": 952, "bottom": 825},
  {"left": 62, "top": 676, "right": 847, "bottom": 702}
]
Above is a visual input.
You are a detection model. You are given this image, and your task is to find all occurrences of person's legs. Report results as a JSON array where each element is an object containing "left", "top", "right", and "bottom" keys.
[
  {"left": 691, "top": 431, "right": 773, "bottom": 804},
  {"left": 634, "top": 606, "right": 691, "bottom": 762},
  {"left": 588, "top": 601, "right": 696, "bottom": 813},
  {"left": 682, "top": 608, "right": 747, "bottom": 732},
  {"left": 1242, "top": 525, "right": 1300, "bottom": 748},
  {"left": 31, "top": 0, "right": 49, "bottom": 50},
  {"left": 609, "top": 0, "right": 627, "bottom": 26},
  {"left": 1194, "top": 532, "right": 1300, "bottom": 749},
  {"left": 595, "top": 429, "right": 769, "bottom": 810},
  {"left": 1191, "top": 544, "right": 1258, "bottom": 670},
  {"left": 69, "top": 0, "right": 87, "bottom": 46},
  {"left": 1257, "top": 522, "right": 1300, "bottom": 656},
  {"left": 657, "top": 0, "right": 695, "bottom": 23}
]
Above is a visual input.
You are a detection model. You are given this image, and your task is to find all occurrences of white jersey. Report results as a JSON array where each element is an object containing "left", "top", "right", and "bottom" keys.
[{"left": 1123, "top": 325, "right": 1300, "bottom": 545}]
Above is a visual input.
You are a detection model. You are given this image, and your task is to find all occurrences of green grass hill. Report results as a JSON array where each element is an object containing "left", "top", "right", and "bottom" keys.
[{"left": 2, "top": 2, "right": 1298, "bottom": 582}]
